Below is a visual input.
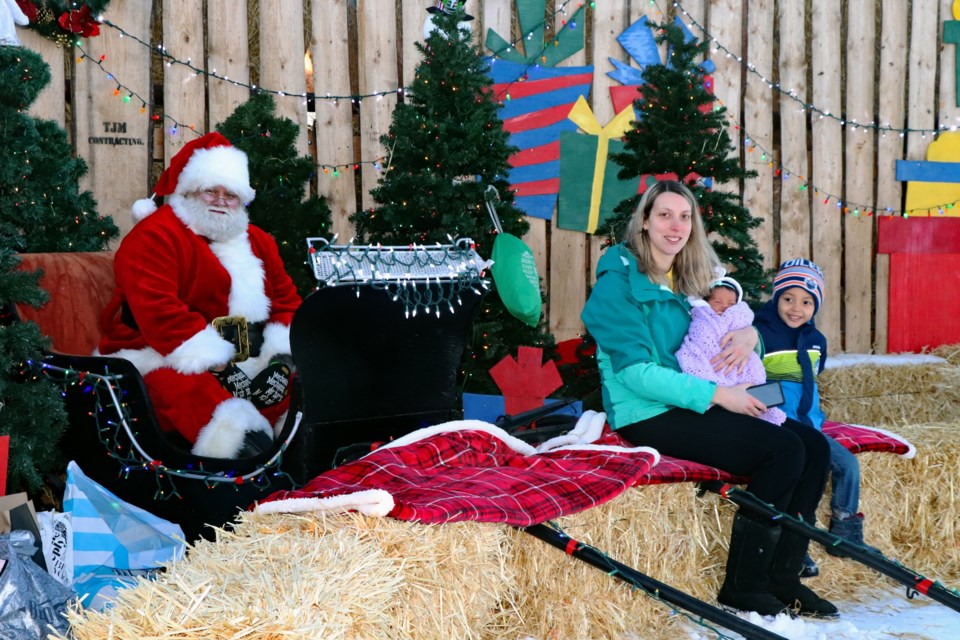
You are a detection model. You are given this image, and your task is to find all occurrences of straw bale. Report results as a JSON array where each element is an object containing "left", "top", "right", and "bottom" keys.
[
  {"left": 63, "top": 511, "right": 517, "bottom": 640},
  {"left": 820, "top": 360, "right": 960, "bottom": 427},
  {"left": 62, "top": 423, "right": 960, "bottom": 639},
  {"left": 809, "top": 421, "right": 960, "bottom": 600},
  {"left": 930, "top": 343, "right": 960, "bottom": 366},
  {"left": 501, "top": 421, "right": 960, "bottom": 639},
  {"left": 502, "top": 485, "right": 733, "bottom": 640}
]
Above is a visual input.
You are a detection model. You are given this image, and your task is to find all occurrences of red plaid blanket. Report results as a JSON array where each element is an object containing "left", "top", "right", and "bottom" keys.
[
  {"left": 257, "top": 420, "right": 660, "bottom": 526},
  {"left": 256, "top": 417, "right": 914, "bottom": 525},
  {"left": 623, "top": 420, "right": 916, "bottom": 485}
]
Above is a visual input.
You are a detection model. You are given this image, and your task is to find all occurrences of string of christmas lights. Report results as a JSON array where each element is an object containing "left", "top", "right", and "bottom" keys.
[
  {"left": 631, "top": 0, "right": 955, "bottom": 217},
  {"left": 489, "top": 0, "right": 590, "bottom": 102},
  {"left": 72, "top": 41, "right": 387, "bottom": 176},
  {"left": 76, "top": 2, "right": 593, "bottom": 173},
  {"left": 672, "top": 0, "right": 959, "bottom": 137},
  {"left": 36, "top": 360, "right": 299, "bottom": 499},
  {"left": 74, "top": 39, "right": 198, "bottom": 135},
  {"left": 307, "top": 237, "right": 491, "bottom": 319},
  {"left": 70, "top": 2, "right": 957, "bottom": 217},
  {"left": 96, "top": 2, "right": 588, "bottom": 105},
  {"left": 100, "top": 18, "right": 399, "bottom": 105},
  {"left": 735, "top": 120, "right": 960, "bottom": 218}
]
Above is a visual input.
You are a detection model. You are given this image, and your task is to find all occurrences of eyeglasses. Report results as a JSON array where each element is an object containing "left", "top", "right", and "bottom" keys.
[{"left": 199, "top": 188, "right": 241, "bottom": 206}]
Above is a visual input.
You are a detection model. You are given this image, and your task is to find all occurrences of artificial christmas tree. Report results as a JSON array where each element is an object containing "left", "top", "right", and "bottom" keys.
[
  {"left": 349, "top": 7, "right": 553, "bottom": 393},
  {"left": 0, "top": 46, "right": 118, "bottom": 251},
  {"left": 601, "top": 22, "right": 772, "bottom": 304},
  {"left": 0, "top": 45, "right": 116, "bottom": 494},
  {"left": 217, "top": 92, "right": 333, "bottom": 295},
  {"left": 0, "top": 248, "right": 67, "bottom": 494}
]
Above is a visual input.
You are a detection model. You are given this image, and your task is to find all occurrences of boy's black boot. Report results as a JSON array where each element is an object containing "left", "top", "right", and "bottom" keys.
[
  {"left": 799, "top": 552, "right": 819, "bottom": 578},
  {"left": 824, "top": 513, "right": 881, "bottom": 557},
  {"left": 717, "top": 513, "right": 790, "bottom": 616},
  {"left": 769, "top": 528, "right": 839, "bottom": 618}
]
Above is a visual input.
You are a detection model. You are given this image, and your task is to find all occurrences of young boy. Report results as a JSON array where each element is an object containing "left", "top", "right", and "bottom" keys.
[
  {"left": 676, "top": 276, "right": 787, "bottom": 426},
  {"left": 754, "top": 259, "right": 879, "bottom": 577}
]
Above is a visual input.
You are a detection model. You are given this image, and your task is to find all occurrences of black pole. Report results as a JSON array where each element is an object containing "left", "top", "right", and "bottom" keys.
[
  {"left": 701, "top": 481, "right": 960, "bottom": 615},
  {"left": 522, "top": 523, "right": 788, "bottom": 640}
]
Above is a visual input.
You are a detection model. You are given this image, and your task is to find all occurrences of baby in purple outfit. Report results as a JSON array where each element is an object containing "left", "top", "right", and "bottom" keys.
[{"left": 676, "top": 276, "right": 787, "bottom": 426}]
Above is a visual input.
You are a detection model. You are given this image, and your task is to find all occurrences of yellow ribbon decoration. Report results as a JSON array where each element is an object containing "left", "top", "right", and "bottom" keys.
[{"left": 567, "top": 96, "right": 635, "bottom": 233}]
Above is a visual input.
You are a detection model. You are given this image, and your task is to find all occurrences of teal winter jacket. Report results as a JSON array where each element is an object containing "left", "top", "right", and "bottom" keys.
[{"left": 581, "top": 244, "right": 716, "bottom": 429}]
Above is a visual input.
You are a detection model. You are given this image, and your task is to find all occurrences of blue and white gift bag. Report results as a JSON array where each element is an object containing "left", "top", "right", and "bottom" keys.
[{"left": 64, "top": 461, "right": 186, "bottom": 609}]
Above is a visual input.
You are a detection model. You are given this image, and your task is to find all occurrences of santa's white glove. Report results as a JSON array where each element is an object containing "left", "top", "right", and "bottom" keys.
[{"left": 0, "top": 0, "right": 29, "bottom": 47}]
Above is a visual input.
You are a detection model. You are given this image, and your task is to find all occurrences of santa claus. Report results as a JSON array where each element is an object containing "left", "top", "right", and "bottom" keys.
[{"left": 98, "top": 132, "right": 301, "bottom": 459}]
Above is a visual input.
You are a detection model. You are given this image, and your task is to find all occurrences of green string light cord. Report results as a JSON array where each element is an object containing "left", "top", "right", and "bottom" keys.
[
  {"left": 96, "top": 2, "right": 586, "bottom": 104},
  {"left": 72, "top": 40, "right": 387, "bottom": 175},
  {"left": 672, "top": 0, "right": 950, "bottom": 137},
  {"left": 307, "top": 237, "right": 491, "bottom": 319},
  {"left": 36, "top": 360, "right": 301, "bottom": 500},
  {"left": 639, "top": 0, "right": 960, "bottom": 218}
]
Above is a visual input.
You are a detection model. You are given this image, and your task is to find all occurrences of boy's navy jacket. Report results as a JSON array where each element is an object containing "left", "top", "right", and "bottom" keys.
[{"left": 754, "top": 300, "right": 827, "bottom": 428}]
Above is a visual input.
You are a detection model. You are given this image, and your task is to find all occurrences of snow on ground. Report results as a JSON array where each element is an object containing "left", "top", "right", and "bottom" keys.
[
  {"left": 684, "top": 588, "right": 959, "bottom": 639},
  {"left": 824, "top": 353, "right": 947, "bottom": 369}
]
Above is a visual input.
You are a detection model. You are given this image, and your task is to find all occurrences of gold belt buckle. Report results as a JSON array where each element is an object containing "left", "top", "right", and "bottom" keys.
[{"left": 212, "top": 315, "right": 250, "bottom": 362}]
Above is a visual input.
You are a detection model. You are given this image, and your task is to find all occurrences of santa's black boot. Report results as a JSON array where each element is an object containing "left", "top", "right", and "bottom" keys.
[
  {"left": 769, "top": 528, "right": 839, "bottom": 618},
  {"left": 717, "top": 513, "right": 790, "bottom": 616}
]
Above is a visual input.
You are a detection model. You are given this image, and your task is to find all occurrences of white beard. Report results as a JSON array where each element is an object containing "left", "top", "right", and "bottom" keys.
[{"left": 170, "top": 193, "right": 250, "bottom": 242}]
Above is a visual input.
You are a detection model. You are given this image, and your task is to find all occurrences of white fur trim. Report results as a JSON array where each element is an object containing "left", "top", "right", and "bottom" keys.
[
  {"left": 254, "top": 489, "right": 395, "bottom": 518},
  {"left": 536, "top": 410, "right": 606, "bottom": 453},
  {"left": 260, "top": 322, "right": 291, "bottom": 358},
  {"left": 192, "top": 397, "right": 272, "bottom": 459},
  {"left": 375, "top": 420, "right": 539, "bottom": 456},
  {"left": 235, "top": 322, "right": 292, "bottom": 378},
  {"left": 166, "top": 325, "right": 236, "bottom": 374},
  {"left": 99, "top": 346, "right": 167, "bottom": 377},
  {"left": 175, "top": 145, "right": 256, "bottom": 204},
  {"left": 208, "top": 233, "right": 271, "bottom": 322},
  {"left": 132, "top": 197, "right": 158, "bottom": 221}
]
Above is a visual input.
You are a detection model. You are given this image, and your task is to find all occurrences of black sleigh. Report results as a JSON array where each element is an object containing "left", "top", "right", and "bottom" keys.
[{"left": 12, "top": 242, "right": 485, "bottom": 542}]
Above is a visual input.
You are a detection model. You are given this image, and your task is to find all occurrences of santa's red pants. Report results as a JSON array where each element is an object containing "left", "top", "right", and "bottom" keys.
[{"left": 143, "top": 368, "right": 290, "bottom": 446}]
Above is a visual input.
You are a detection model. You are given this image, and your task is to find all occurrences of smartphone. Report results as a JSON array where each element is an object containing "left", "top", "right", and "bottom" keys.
[{"left": 747, "top": 381, "right": 785, "bottom": 408}]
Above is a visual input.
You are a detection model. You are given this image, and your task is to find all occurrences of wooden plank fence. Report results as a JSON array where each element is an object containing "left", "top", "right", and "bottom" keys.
[{"left": 18, "top": 0, "right": 960, "bottom": 353}]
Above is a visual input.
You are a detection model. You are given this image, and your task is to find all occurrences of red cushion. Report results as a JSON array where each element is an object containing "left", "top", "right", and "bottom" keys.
[{"left": 15, "top": 252, "right": 115, "bottom": 355}]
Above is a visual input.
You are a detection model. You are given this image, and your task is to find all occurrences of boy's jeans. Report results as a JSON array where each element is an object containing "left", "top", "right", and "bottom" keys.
[{"left": 826, "top": 434, "right": 860, "bottom": 518}]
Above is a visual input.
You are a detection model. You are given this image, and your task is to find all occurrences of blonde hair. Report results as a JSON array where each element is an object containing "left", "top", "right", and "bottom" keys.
[{"left": 624, "top": 180, "right": 719, "bottom": 297}]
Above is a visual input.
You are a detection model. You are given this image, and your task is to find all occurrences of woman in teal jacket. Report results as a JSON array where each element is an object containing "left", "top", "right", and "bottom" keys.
[{"left": 582, "top": 180, "right": 835, "bottom": 618}]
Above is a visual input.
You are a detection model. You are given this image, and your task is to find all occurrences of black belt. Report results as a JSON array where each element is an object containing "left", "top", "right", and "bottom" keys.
[{"left": 121, "top": 303, "right": 264, "bottom": 362}]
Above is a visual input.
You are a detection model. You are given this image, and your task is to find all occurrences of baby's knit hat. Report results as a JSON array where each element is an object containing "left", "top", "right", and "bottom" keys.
[
  {"left": 773, "top": 258, "right": 824, "bottom": 315},
  {"left": 710, "top": 276, "right": 743, "bottom": 305}
]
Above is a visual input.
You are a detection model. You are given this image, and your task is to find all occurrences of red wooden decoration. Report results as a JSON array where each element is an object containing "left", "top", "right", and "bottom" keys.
[
  {"left": 489, "top": 346, "right": 562, "bottom": 415},
  {"left": 0, "top": 435, "right": 8, "bottom": 496},
  {"left": 877, "top": 217, "right": 960, "bottom": 254},
  {"left": 886, "top": 253, "right": 960, "bottom": 353}
]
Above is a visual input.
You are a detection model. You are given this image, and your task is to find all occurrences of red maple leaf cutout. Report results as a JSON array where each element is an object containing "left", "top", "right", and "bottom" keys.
[{"left": 489, "top": 346, "right": 562, "bottom": 415}]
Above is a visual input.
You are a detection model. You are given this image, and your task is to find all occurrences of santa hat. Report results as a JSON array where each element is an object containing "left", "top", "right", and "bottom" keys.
[
  {"left": 710, "top": 276, "right": 743, "bottom": 305},
  {"left": 773, "top": 258, "right": 825, "bottom": 315},
  {"left": 132, "top": 132, "right": 256, "bottom": 221}
]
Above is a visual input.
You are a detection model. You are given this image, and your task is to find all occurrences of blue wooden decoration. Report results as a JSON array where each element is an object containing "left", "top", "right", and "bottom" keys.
[{"left": 895, "top": 160, "right": 960, "bottom": 184}]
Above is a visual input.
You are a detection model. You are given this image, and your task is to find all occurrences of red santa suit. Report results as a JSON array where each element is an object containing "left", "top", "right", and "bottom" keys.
[{"left": 98, "top": 133, "right": 301, "bottom": 459}]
